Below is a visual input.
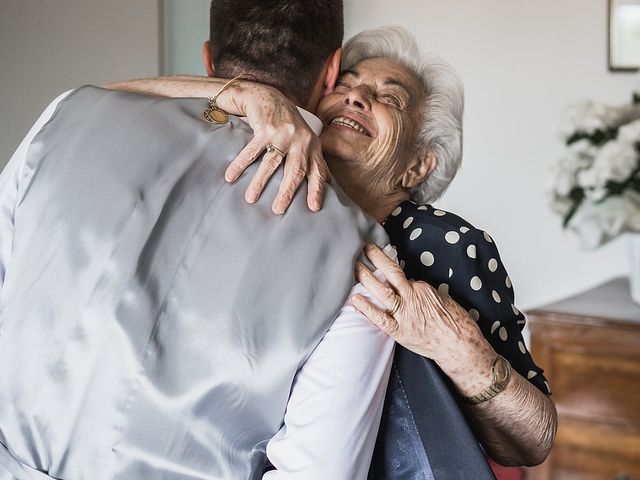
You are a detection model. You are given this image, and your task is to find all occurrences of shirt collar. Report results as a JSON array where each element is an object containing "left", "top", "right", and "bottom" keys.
[{"left": 295, "top": 107, "right": 323, "bottom": 135}]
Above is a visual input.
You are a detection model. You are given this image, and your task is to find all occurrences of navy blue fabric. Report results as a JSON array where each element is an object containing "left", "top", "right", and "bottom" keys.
[
  {"left": 369, "top": 360, "right": 434, "bottom": 480},
  {"left": 369, "top": 348, "right": 495, "bottom": 480}
]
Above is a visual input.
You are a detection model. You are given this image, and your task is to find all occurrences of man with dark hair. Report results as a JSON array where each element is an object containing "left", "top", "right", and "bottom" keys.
[
  {"left": 208, "top": 0, "right": 344, "bottom": 107},
  {"left": 0, "top": 1, "right": 395, "bottom": 478}
]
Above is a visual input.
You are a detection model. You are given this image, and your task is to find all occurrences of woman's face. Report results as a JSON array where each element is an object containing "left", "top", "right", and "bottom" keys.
[{"left": 316, "top": 57, "right": 426, "bottom": 194}]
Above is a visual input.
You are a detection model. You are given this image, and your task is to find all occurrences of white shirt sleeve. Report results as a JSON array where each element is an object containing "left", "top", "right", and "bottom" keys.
[
  {"left": 0, "top": 90, "right": 72, "bottom": 294},
  {"left": 263, "top": 246, "right": 397, "bottom": 480}
]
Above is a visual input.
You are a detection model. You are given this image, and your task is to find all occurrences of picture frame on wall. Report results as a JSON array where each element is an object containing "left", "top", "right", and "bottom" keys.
[{"left": 609, "top": 0, "right": 640, "bottom": 71}]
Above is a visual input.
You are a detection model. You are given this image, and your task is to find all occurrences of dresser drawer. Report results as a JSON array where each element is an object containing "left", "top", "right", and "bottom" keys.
[
  {"left": 551, "top": 349, "right": 640, "bottom": 422},
  {"left": 525, "top": 279, "right": 640, "bottom": 480},
  {"left": 550, "top": 415, "right": 640, "bottom": 479}
]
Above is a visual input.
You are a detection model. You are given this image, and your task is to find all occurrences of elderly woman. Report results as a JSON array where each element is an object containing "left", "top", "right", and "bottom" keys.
[{"left": 110, "top": 26, "right": 557, "bottom": 474}]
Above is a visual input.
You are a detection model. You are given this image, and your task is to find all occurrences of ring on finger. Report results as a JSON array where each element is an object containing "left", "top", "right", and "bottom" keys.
[
  {"left": 387, "top": 294, "right": 402, "bottom": 317},
  {"left": 266, "top": 144, "right": 286, "bottom": 158}
]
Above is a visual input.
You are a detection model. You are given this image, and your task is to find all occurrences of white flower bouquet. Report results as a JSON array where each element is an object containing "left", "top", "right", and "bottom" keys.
[{"left": 550, "top": 88, "right": 640, "bottom": 248}]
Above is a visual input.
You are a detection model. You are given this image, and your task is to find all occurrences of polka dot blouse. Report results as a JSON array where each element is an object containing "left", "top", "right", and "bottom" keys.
[{"left": 384, "top": 201, "right": 550, "bottom": 395}]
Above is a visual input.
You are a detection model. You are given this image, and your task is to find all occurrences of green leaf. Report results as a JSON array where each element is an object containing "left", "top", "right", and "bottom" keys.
[
  {"left": 566, "top": 128, "right": 618, "bottom": 146},
  {"left": 563, "top": 187, "right": 585, "bottom": 227}
]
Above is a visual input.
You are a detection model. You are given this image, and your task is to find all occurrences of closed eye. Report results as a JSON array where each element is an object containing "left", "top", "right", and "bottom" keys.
[
  {"left": 378, "top": 93, "right": 405, "bottom": 110},
  {"left": 381, "top": 94, "right": 401, "bottom": 107}
]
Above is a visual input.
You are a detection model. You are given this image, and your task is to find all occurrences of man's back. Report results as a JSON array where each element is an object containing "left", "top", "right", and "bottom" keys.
[{"left": 0, "top": 87, "right": 391, "bottom": 479}]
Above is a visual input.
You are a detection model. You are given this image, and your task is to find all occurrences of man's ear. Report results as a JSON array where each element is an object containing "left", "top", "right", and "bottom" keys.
[
  {"left": 202, "top": 41, "right": 216, "bottom": 77},
  {"left": 401, "top": 150, "right": 437, "bottom": 189},
  {"left": 322, "top": 48, "right": 343, "bottom": 95}
]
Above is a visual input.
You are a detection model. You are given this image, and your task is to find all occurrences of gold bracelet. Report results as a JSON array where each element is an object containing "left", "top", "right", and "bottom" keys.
[{"left": 203, "top": 74, "right": 246, "bottom": 124}]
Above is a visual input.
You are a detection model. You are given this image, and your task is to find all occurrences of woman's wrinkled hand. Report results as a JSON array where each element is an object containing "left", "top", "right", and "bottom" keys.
[
  {"left": 352, "top": 244, "right": 495, "bottom": 388},
  {"left": 225, "top": 82, "right": 331, "bottom": 214}
]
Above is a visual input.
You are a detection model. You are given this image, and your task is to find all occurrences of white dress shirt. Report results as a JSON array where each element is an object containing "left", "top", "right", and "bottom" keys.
[{"left": 0, "top": 92, "right": 395, "bottom": 479}]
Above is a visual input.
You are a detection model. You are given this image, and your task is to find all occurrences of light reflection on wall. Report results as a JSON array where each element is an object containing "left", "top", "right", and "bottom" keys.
[{"left": 162, "top": 0, "right": 209, "bottom": 75}]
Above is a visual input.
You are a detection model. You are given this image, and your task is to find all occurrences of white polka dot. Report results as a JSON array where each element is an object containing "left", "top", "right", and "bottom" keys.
[
  {"left": 403, "top": 216, "right": 414, "bottom": 228},
  {"left": 417, "top": 205, "right": 428, "bottom": 211},
  {"left": 492, "top": 290, "right": 501, "bottom": 303},
  {"left": 391, "top": 206, "right": 402, "bottom": 216},
  {"left": 505, "top": 275, "right": 512, "bottom": 288},
  {"left": 445, "top": 231, "right": 460, "bottom": 244},
  {"left": 466, "top": 245, "right": 477, "bottom": 259},
  {"left": 511, "top": 304, "right": 520, "bottom": 315},
  {"left": 409, "top": 228, "right": 422, "bottom": 241},
  {"left": 470, "top": 276, "right": 482, "bottom": 290},
  {"left": 518, "top": 341, "right": 526, "bottom": 354},
  {"left": 527, "top": 370, "right": 537, "bottom": 380},
  {"left": 483, "top": 231, "right": 493, "bottom": 243},
  {"left": 490, "top": 321, "right": 500, "bottom": 334},
  {"left": 468, "top": 309, "right": 480, "bottom": 321},
  {"left": 499, "top": 327, "right": 508, "bottom": 341},
  {"left": 438, "top": 283, "right": 449, "bottom": 296},
  {"left": 460, "top": 226, "right": 470, "bottom": 233},
  {"left": 544, "top": 381, "right": 551, "bottom": 394},
  {"left": 488, "top": 258, "right": 498, "bottom": 272},
  {"left": 433, "top": 210, "right": 446, "bottom": 216},
  {"left": 448, "top": 268, "right": 453, "bottom": 278},
  {"left": 420, "top": 251, "right": 434, "bottom": 267}
]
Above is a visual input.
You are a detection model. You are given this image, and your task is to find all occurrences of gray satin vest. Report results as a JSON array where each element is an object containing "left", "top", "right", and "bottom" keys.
[{"left": 0, "top": 86, "right": 388, "bottom": 480}]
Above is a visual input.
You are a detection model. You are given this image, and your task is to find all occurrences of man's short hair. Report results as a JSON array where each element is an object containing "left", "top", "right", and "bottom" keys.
[{"left": 209, "top": 0, "right": 343, "bottom": 105}]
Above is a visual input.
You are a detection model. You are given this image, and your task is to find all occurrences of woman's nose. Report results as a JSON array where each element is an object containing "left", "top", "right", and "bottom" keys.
[{"left": 343, "top": 87, "right": 371, "bottom": 111}]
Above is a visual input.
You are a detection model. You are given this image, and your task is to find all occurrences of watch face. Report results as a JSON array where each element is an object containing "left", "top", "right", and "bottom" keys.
[{"left": 494, "top": 356, "right": 511, "bottom": 385}]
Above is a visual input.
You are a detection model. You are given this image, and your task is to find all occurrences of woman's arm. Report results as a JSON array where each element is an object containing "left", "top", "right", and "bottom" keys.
[
  {"left": 103, "top": 75, "right": 329, "bottom": 215},
  {"left": 352, "top": 243, "right": 557, "bottom": 467}
]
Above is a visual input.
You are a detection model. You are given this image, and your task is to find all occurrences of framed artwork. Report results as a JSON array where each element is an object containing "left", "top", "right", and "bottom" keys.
[{"left": 609, "top": 0, "right": 640, "bottom": 71}]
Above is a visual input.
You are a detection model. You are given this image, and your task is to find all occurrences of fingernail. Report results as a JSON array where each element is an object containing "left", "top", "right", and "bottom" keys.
[
  {"left": 273, "top": 203, "right": 285, "bottom": 214},
  {"left": 225, "top": 170, "right": 238, "bottom": 183},
  {"left": 246, "top": 193, "right": 257, "bottom": 204}
]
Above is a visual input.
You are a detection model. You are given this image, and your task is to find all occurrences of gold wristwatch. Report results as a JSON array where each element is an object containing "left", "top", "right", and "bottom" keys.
[{"left": 464, "top": 355, "right": 511, "bottom": 405}]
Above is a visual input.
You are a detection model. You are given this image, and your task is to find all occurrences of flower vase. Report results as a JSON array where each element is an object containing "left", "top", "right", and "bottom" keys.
[{"left": 630, "top": 235, "right": 640, "bottom": 305}]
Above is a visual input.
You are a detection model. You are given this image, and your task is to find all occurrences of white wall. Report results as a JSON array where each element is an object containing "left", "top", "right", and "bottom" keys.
[
  {"left": 0, "top": 0, "right": 161, "bottom": 170},
  {"left": 343, "top": 0, "right": 639, "bottom": 309}
]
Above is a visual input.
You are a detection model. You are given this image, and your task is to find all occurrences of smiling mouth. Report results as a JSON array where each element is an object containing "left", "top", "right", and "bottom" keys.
[{"left": 329, "top": 116, "right": 371, "bottom": 136}]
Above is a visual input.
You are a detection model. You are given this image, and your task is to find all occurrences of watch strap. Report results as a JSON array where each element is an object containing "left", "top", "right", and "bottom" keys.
[{"left": 464, "top": 355, "right": 511, "bottom": 405}]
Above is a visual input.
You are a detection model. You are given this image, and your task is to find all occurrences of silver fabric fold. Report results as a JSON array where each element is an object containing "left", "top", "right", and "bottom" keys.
[{"left": 0, "top": 86, "right": 388, "bottom": 479}]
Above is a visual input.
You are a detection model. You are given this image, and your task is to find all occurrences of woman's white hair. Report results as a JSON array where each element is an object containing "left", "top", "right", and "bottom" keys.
[{"left": 342, "top": 26, "right": 464, "bottom": 204}]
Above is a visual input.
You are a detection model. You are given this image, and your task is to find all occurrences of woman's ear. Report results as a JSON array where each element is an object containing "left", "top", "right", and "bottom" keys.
[
  {"left": 401, "top": 150, "right": 437, "bottom": 189},
  {"left": 323, "top": 48, "right": 343, "bottom": 96},
  {"left": 202, "top": 41, "right": 216, "bottom": 77}
]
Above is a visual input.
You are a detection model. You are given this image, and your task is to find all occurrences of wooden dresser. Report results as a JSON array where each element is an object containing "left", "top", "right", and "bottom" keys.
[{"left": 525, "top": 278, "right": 640, "bottom": 480}]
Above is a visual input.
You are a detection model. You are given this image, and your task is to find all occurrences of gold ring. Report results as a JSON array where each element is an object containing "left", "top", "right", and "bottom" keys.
[
  {"left": 266, "top": 144, "right": 286, "bottom": 157},
  {"left": 387, "top": 294, "right": 401, "bottom": 317}
]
